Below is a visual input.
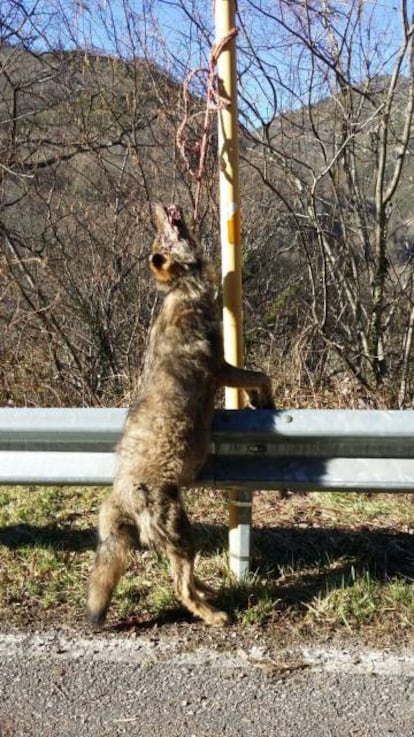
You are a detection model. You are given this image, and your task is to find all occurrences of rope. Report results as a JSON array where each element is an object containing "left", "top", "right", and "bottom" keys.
[{"left": 176, "top": 27, "right": 238, "bottom": 225}]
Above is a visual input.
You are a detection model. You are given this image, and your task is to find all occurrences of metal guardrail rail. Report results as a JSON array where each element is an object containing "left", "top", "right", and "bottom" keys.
[
  {"left": 0, "top": 407, "right": 414, "bottom": 491},
  {"left": 1, "top": 407, "right": 414, "bottom": 575}
]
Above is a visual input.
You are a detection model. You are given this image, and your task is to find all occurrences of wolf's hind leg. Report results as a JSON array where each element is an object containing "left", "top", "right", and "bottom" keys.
[
  {"left": 193, "top": 576, "right": 215, "bottom": 599},
  {"left": 169, "top": 553, "right": 229, "bottom": 626},
  {"left": 87, "top": 495, "right": 134, "bottom": 629},
  {"left": 146, "top": 486, "right": 229, "bottom": 626}
]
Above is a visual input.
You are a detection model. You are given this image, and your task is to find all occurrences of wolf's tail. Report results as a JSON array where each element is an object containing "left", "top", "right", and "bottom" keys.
[{"left": 87, "top": 496, "right": 133, "bottom": 628}]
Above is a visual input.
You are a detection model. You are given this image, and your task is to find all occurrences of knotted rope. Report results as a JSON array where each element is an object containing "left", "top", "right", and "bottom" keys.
[{"left": 176, "top": 27, "right": 238, "bottom": 225}]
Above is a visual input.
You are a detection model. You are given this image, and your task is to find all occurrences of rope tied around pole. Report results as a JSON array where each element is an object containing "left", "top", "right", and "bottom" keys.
[{"left": 176, "top": 27, "right": 238, "bottom": 225}]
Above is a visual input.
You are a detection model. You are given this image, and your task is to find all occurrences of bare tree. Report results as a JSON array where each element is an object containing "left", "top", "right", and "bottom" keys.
[
  {"left": 2, "top": 0, "right": 414, "bottom": 407},
  {"left": 238, "top": 0, "right": 414, "bottom": 406},
  {"left": 0, "top": 1, "right": 218, "bottom": 406}
]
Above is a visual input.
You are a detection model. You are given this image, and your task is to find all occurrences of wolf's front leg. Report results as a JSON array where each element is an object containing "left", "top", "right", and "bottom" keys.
[{"left": 217, "top": 361, "right": 275, "bottom": 409}]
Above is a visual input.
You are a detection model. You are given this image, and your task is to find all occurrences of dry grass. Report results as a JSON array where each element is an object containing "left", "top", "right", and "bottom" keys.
[{"left": 1, "top": 485, "right": 414, "bottom": 644}]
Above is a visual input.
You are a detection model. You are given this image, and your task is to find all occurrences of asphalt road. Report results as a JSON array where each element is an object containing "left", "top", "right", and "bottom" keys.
[{"left": 1, "top": 631, "right": 413, "bottom": 737}]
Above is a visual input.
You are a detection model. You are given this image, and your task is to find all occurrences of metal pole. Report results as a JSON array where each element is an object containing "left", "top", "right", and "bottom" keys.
[{"left": 215, "top": 0, "right": 252, "bottom": 580}]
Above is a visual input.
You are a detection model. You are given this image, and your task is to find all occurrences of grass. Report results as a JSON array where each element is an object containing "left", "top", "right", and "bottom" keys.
[{"left": 0, "top": 485, "right": 414, "bottom": 644}]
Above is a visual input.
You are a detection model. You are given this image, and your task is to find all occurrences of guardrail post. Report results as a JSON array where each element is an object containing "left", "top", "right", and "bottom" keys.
[{"left": 228, "top": 488, "right": 253, "bottom": 579}]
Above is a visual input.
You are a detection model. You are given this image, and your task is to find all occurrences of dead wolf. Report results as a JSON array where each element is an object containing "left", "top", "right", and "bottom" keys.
[{"left": 87, "top": 203, "right": 275, "bottom": 628}]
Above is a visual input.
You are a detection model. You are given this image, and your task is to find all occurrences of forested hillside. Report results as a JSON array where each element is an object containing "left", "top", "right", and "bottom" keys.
[
  {"left": 1, "top": 1, "right": 414, "bottom": 408},
  {"left": 0, "top": 46, "right": 217, "bottom": 405}
]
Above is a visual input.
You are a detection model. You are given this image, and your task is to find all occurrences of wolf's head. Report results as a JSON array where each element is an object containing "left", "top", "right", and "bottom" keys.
[{"left": 149, "top": 203, "right": 211, "bottom": 289}]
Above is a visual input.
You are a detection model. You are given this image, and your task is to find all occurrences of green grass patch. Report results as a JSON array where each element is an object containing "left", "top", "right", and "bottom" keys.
[
  {"left": 0, "top": 486, "right": 413, "bottom": 642},
  {"left": 306, "top": 572, "right": 414, "bottom": 632}
]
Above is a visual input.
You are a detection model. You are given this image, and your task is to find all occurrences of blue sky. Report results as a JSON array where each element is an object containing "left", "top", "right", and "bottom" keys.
[{"left": 3, "top": 0, "right": 410, "bottom": 124}]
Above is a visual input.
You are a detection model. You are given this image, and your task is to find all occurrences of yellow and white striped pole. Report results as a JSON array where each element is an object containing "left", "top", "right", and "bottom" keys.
[{"left": 215, "top": 0, "right": 252, "bottom": 579}]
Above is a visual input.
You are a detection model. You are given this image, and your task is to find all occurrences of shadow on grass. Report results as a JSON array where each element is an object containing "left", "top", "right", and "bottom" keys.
[
  {"left": 1, "top": 520, "right": 413, "bottom": 621},
  {"left": 251, "top": 524, "right": 414, "bottom": 580},
  {"left": 215, "top": 523, "right": 414, "bottom": 618},
  {"left": 0, "top": 523, "right": 97, "bottom": 552},
  {"left": 109, "top": 606, "right": 195, "bottom": 632},
  {"left": 110, "top": 521, "right": 414, "bottom": 631},
  {"left": 1, "top": 520, "right": 413, "bottom": 576}
]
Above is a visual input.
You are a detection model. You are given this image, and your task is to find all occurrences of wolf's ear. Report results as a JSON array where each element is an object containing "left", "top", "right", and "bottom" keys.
[{"left": 151, "top": 202, "right": 171, "bottom": 235}]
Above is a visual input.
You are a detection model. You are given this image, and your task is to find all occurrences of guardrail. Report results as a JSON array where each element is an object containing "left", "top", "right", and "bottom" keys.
[{"left": 1, "top": 408, "right": 414, "bottom": 575}]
